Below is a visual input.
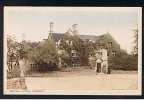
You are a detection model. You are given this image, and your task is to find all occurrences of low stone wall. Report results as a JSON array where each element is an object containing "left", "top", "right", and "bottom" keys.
[
  {"left": 7, "top": 78, "right": 27, "bottom": 90},
  {"left": 7, "top": 68, "right": 21, "bottom": 79},
  {"left": 60, "top": 66, "right": 91, "bottom": 72}
]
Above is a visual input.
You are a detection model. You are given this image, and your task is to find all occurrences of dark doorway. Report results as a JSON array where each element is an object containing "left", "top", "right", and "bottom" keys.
[{"left": 97, "top": 63, "right": 101, "bottom": 73}]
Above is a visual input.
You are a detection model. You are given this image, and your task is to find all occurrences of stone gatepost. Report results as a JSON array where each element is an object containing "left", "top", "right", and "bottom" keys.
[
  {"left": 58, "top": 57, "right": 62, "bottom": 68},
  {"left": 19, "top": 59, "right": 25, "bottom": 77},
  {"left": 7, "top": 59, "right": 27, "bottom": 90}
]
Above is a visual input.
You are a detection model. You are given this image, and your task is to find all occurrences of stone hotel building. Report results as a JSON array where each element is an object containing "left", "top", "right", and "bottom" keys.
[{"left": 48, "top": 22, "right": 120, "bottom": 74}]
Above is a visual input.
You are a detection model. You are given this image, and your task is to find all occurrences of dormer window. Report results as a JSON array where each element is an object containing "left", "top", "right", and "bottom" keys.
[{"left": 112, "top": 51, "right": 116, "bottom": 56}]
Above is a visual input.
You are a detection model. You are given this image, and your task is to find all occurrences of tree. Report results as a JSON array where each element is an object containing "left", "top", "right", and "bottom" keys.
[
  {"left": 7, "top": 35, "right": 19, "bottom": 69},
  {"left": 110, "top": 50, "right": 138, "bottom": 70},
  {"left": 39, "top": 39, "right": 58, "bottom": 63},
  {"left": 7, "top": 34, "right": 23, "bottom": 78},
  {"left": 132, "top": 28, "right": 138, "bottom": 56},
  {"left": 26, "top": 38, "right": 58, "bottom": 64}
]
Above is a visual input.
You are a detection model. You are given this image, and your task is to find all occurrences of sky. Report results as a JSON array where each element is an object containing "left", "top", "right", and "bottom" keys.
[{"left": 4, "top": 7, "right": 141, "bottom": 53}]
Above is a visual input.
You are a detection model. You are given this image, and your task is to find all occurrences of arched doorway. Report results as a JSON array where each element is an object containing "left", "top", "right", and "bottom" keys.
[{"left": 96, "top": 59, "right": 103, "bottom": 73}]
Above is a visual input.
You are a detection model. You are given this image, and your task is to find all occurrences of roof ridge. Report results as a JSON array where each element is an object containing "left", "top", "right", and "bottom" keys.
[{"left": 52, "top": 32, "right": 106, "bottom": 37}]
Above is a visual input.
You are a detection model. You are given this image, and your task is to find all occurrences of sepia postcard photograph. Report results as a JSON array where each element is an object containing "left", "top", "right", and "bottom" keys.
[{"left": 4, "top": 7, "right": 142, "bottom": 95}]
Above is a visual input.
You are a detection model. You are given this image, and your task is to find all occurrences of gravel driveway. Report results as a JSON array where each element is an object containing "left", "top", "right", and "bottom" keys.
[{"left": 25, "top": 72, "right": 138, "bottom": 91}]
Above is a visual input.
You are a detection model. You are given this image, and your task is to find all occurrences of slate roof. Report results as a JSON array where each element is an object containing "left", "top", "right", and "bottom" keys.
[
  {"left": 51, "top": 33, "right": 104, "bottom": 42},
  {"left": 79, "top": 34, "right": 100, "bottom": 41},
  {"left": 51, "top": 33, "right": 64, "bottom": 42}
]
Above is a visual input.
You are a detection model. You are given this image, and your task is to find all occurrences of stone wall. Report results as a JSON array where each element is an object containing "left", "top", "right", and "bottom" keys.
[{"left": 7, "top": 78, "right": 27, "bottom": 90}]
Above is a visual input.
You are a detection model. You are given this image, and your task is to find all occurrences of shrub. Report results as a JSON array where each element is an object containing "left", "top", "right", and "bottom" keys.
[{"left": 110, "top": 53, "right": 138, "bottom": 70}]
